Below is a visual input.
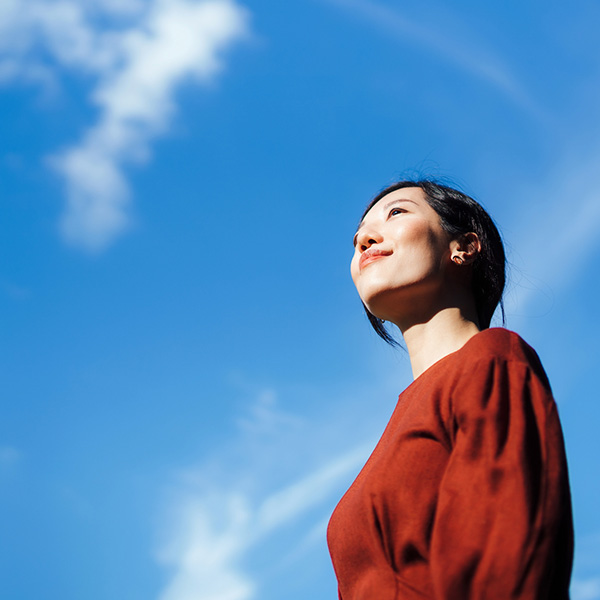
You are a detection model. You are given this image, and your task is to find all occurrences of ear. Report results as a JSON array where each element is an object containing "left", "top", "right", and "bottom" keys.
[{"left": 450, "top": 232, "right": 481, "bottom": 266}]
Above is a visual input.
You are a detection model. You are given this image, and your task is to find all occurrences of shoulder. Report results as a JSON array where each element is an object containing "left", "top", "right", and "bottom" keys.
[
  {"left": 463, "top": 328, "right": 546, "bottom": 370},
  {"left": 463, "top": 327, "right": 531, "bottom": 358},
  {"left": 452, "top": 327, "right": 552, "bottom": 396}
]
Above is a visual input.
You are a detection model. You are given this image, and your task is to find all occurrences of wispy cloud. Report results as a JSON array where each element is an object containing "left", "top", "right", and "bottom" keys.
[
  {"left": 235, "top": 387, "right": 304, "bottom": 435},
  {"left": 255, "top": 444, "right": 370, "bottom": 535},
  {"left": 572, "top": 578, "right": 600, "bottom": 600},
  {"left": 502, "top": 154, "right": 600, "bottom": 319},
  {"left": 157, "top": 492, "right": 255, "bottom": 600},
  {"left": 0, "top": 0, "right": 249, "bottom": 251},
  {"left": 156, "top": 444, "right": 369, "bottom": 600},
  {"left": 322, "top": 0, "right": 541, "bottom": 117},
  {"left": 571, "top": 531, "right": 600, "bottom": 600},
  {"left": 155, "top": 381, "right": 377, "bottom": 600}
]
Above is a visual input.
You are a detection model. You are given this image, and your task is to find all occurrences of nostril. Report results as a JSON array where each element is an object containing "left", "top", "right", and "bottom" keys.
[{"left": 361, "top": 238, "right": 376, "bottom": 252}]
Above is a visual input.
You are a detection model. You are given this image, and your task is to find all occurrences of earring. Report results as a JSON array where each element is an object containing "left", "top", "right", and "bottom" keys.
[{"left": 452, "top": 255, "right": 464, "bottom": 265}]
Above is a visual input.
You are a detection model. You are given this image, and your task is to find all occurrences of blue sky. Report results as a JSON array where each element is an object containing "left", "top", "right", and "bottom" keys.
[{"left": 1, "top": 0, "right": 600, "bottom": 598}]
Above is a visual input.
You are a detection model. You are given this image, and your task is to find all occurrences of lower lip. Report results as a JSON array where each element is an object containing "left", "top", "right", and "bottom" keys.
[{"left": 360, "top": 254, "right": 387, "bottom": 270}]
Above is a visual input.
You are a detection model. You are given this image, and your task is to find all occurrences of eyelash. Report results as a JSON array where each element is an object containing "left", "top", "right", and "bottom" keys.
[{"left": 388, "top": 208, "right": 406, "bottom": 217}]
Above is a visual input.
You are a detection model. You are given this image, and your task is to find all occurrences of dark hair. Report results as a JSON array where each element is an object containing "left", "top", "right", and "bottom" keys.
[{"left": 359, "top": 180, "right": 506, "bottom": 345}]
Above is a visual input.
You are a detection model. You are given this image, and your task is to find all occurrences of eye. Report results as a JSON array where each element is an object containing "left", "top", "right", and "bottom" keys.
[{"left": 388, "top": 207, "right": 406, "bottom": 218}]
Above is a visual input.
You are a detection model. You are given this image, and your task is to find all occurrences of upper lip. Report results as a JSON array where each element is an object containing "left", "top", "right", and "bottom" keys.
[{"left": 359, "top": 247, "right": 392, "bottom": 270}]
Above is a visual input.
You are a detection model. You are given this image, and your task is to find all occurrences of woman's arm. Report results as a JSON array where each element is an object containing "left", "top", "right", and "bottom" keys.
[{"left": 430, "top": 356, "right": 573, "bottom": 599}]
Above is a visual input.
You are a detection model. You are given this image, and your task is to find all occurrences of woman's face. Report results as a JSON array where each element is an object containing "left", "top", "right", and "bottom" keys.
[{"left": 351, "top": 187, "right": 455, "bottom": 322}]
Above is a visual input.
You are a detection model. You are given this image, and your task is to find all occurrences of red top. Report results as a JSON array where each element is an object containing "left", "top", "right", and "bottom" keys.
[{"left": 327, "top": 328, "right": 573, "bottom": 599}]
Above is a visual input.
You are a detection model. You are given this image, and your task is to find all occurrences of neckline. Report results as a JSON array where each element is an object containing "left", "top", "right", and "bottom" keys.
[{"left": 401, "top": 327, "right": 510, "bottom": 395}]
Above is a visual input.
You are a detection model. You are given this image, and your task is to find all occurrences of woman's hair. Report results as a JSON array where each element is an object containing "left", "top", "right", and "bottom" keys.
[{"left": 359, "top": 180, "right": 506, "bottom": 345}]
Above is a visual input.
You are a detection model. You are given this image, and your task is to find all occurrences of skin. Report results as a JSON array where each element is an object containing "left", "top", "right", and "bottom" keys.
[{"left": 351, "top": 187, "right": 482, "bottom": 379}]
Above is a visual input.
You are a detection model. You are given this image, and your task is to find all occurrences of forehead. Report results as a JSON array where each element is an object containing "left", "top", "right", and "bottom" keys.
[{"left": 360, "top": 186, "right": 431, "bottom": 224}]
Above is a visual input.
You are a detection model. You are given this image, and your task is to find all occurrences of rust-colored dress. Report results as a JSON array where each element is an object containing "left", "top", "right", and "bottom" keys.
[{"left": 327, "top": 328, "right": 573, "bottom": 599}]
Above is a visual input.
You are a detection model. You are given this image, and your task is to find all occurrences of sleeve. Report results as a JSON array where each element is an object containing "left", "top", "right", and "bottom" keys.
[{"left": 430, "top": 356, "right": 573, "bottom": 600}]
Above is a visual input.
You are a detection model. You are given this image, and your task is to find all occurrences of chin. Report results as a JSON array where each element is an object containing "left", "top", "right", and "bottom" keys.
[
  {"left": 360, "top": 279, "right": 444, "bottom": 325},
  {"left": 360, "top": 290, "right": 398, "bottom": 323}
]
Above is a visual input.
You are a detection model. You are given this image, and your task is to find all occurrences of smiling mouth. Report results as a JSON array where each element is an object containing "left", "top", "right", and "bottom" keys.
[{"left": 359, "top": 249, "right": 392, "bottom": 270}]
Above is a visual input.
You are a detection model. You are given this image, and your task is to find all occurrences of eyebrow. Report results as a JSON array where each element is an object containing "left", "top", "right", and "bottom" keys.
[{"left": 354, "top": 198, "right": 418, "bottom": 236}]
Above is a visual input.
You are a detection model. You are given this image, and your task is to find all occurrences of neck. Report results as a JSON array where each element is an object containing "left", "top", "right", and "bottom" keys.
[{"left": 399, "top": 307, "right": 481, "bottom": 379}]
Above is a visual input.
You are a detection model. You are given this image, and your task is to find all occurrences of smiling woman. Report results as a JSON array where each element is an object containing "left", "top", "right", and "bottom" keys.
[{"left": 327, "top": 181, "right": 574, "bottom": 599}]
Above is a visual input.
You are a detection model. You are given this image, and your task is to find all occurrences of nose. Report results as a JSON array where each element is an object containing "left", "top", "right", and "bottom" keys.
[{"left": 355, "top": 226, "right": 383, "bottom": 252}]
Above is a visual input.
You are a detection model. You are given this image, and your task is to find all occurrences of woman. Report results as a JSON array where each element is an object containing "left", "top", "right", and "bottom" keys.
[{"left": 327, "top": 181, "right": 573, "bottom": 599}]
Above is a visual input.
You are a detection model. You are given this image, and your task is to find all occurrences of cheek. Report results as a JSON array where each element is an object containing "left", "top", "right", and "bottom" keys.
[
  {"left": 400, "top": 223, "right": 447, "bottom": 264},
  {"left": 401, "top": 220, "right": 432, "bottom": 243},
  {"left": 350, "top": 251, "right": 361, "bottom": 283}
]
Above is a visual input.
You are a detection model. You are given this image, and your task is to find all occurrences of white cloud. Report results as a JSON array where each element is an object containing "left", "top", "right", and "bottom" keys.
[
  {"left": 0, "top": 0, "right": 249, "bottom": 250},
  {"left": 235, "top": 388, "right": 304, "bottom": 435},
  {"left": 156, "top": 438, "right": 370, "bottom": 600},
  {"left": 255, "top": 444, "right": 370, "bottom": 535},
  {"left": 157, "top": 492, "right": 255, "bottom": 600},
  {"left": 86, "top": 0, "right": 146, "bottom": 17}
]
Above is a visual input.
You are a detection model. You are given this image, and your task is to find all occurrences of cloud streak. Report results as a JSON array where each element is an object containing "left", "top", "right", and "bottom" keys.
[
  {"left": 572, "top": 578, "right": 600, "bottom": 600},
  {"left": 154, "top": 384, "right": 380, "bottom": 600},
  {"left": 501, "top": 154, "right": 600, "bottom": 320},
  {"left": 0, "top": 0, "right": 249, "bottom": 250},
  {"left": 157, "top": 492, "right": 255, "bottom": 600},
  {"left": 323, "top": 0, "right": 541, "bottom": 117},
  {"left": 156, "top": 444, "right": 369, "bottom": 600}
]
